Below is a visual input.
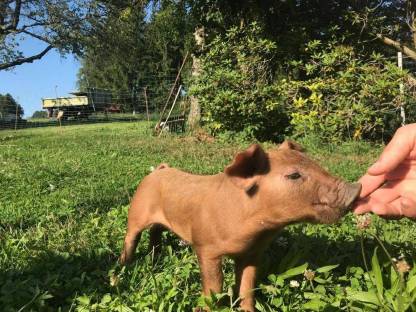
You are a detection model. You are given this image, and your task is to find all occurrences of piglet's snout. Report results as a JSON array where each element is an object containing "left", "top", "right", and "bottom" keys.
[
  {"left": 319, "top": 181, "right": 361, "bottom": 210},
  {"left": 343, "top": 182, "right": 361, "bottom": 209}
]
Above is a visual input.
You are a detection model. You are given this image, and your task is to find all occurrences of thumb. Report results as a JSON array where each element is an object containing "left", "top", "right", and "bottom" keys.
[{"left": 368, "top": 127, "right": 414, "bottom": 175}]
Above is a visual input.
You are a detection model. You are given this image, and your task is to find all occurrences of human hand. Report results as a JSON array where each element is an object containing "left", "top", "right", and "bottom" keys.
[{"left": 354, "top": 124, "right": 416, "bottom": 219}]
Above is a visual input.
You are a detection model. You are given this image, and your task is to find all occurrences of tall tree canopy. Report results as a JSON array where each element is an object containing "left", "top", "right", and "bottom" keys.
[
  {"left": 77, "top": 0, "right": 416, "bottom": 93},
  {"left": 0, "top": 93, "right": 23, "bottom": 118},
  {"left": 0, "top": 0, "right": 105, "bottom": 70},
  {"left": 78, "top": 0, "right": 193, "bottom": 87}
]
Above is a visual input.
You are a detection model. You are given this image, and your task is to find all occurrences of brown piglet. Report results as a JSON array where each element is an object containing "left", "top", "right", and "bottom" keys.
[{"left": 119, "top": 141, "right": 361, "bottom": 311}]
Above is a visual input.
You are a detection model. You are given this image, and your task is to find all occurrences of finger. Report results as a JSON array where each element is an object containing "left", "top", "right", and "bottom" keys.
[
  {"left": 385, "top": 160, "right": 416, "bottom": 180},
  {"left": 362, "top": 183, "right": 400, "bottom": 205},
  {"left": 368, "top": 127, "right": 414, "bottom": 175},
  {"left": 354, "top": 197, "right": 401, "bottom": 217},
  {"left": 379, "top": 179, "right": 416, "bottom": 196},
  {"left": 358, "top": 173, "right": 386, "bottom": 198},
  {"left": 353, "top": 198, "right": 372, "bottom": 214}
]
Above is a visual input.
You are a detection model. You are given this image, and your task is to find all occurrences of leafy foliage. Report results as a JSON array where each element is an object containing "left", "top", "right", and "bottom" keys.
[
  {"left": 0, "top": 93, "right": 23, "bottom": 118},
  {"left": 190, "top": 23, "right": 289, "bottom": 141},
  {"left": 0, "top": 0, "right": 104, "bottom": 70},
  {"left": 77, "top": 0, "right": 193, "bottom": 112},
  {"left": 73, "top": 1, "right": 416, "bottom": 142},
  {"left": 190, "top": 25, "right": 414, "bottom": 142},
  {"left": 31, "top": 110, "right": 48, "bottom": 119},
  {"left": 286, "top": 42, "right": 412, "bottom": 141}
]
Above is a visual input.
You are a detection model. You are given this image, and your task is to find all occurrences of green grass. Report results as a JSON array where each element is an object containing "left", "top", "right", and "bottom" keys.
[{"left": 1, "top": 122, "right": 416, "bottom": 311}]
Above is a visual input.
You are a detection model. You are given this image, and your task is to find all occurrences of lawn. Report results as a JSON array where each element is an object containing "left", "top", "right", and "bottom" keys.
[{"left": 1, "top": 122, "right": 416, "bottom": 311}]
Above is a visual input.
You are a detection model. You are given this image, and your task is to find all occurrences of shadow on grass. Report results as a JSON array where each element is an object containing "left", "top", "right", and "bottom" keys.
[{"left": 0, "top": 249, "right": 118, "bottom": 311}]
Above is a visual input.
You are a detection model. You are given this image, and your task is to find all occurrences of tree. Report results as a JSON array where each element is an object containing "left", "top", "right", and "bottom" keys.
[
  {"left": 77, "top": 1, "right": 148, "bottom": 93},
  {"left": 77, "top": 0, "right": 193, "bottom": 111},
  {"left": 350, "top": 0, "right": 416, "bottom": 61},
  {"left": 31, "top": 110, "right": 48, "bottom": 119},
  {"left": 0, "top": 0, "right": 105, "bottom": 70},
  {"left": 0, "top": 93, "right": 23, "bottom": 118}
]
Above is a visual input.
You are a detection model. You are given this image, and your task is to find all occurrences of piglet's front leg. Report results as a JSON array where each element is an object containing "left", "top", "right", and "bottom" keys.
[
  {"left": 195, "top": 250, "right": 223, "bottom": 311},
  {"left": 235, "top": 256, "right": 259, "bottom": 312}
]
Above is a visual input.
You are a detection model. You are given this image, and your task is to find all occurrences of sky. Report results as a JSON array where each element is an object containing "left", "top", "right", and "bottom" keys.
[{"left": 0, "top": 37, "right": 80, "bottom": 118}]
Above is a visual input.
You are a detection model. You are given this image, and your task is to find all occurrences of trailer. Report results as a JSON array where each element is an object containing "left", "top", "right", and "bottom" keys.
[{"left": 42, "top": 89, "right": 112, "bottom": 120}]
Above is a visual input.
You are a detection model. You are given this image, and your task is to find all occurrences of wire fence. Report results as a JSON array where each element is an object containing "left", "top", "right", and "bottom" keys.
[
  {"left": 0, "top": 76, "right": 189, "bottom": 132},
  {"left": 2, "top": 54, "right": 416, "bottom": 132}
]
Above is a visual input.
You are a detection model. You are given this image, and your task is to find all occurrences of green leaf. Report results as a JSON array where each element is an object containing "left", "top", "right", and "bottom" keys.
[
  {"left": 303, "top": 292, "right": 324, "bottom": 300},
  {"left": 100, "top": 294, "right": 112, "bottom": 304},
  {"left": 407, "top": 275, "right": 416, "bottom": 293},
  {"left": 277, "top": 242, "right": 308, "bottom": 273},
  {"left": 119, "top": 305, "right": 134, "bottom": 312},
  {"left": 76, "top": 295, "right": 91, "bottom": 306},
  {"left": 348, "top": 290, "right": 381, "bottom": 306},
  {"left": 278, "top": 263, "right": 308, "bottom": 280},
  {"left": 390, "top": 264, "right": 399, "bottom": 290},
  {"left": 303, "top": 299, "right": 327, "bottom": 311},
  {"left": 158, "top": 301, "right": 165, "bottom": 312},
  {"left": 314, "top": 277, "right": 329, "bottom": 284},
  {"left": 371, "top": 247, "right": 383, "bottom": 298},
  {"left": 316, "top": 264, "right": 339, "bottom": 273}
]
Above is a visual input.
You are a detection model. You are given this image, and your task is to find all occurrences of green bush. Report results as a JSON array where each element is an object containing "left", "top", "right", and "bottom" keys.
[
  {"left": 286, "top": 42, "right": 412, "bottom": 141},
  {"left": 190, "top": 23, "right": 289, "bottom": 142},
  {"left": 192, "top": 25, "right": 414, "bottom": 142}
]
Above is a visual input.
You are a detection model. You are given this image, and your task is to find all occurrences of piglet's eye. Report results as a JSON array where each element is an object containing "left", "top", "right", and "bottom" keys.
[{"left": 285, "top": 172, "right": 302, "bottom": 180}]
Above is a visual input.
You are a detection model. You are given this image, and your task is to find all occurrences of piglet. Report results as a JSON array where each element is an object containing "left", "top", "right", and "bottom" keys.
[{"left": 120, "top": 141, "right": 361, "bottom": 311}]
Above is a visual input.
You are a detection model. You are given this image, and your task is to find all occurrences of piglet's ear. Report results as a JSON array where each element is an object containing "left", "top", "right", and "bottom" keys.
[
  {"left": 278, "top": 140, "right": 304, "bottom": 152},
  {"left": 224, "top": 144, "right": 269, "bottom": 191}
]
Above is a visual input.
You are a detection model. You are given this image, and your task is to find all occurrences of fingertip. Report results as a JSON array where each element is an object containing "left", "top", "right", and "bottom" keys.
[
  {"left": 358, "top": 174, "right": 386, "bottom": 198},
  {"left": 367, "top": 161, "right": 386, "bottom": 175}
]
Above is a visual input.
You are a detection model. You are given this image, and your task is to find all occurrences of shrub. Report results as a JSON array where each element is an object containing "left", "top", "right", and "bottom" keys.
[
  {"left": 190, "top": 23, "right": 289, "bottom": 142},
  {"left": 285, "top": 42, "right": 413, "bottom": 142},
  {"left": 192, "top": 27, "right": 413, "bottom": 142}
]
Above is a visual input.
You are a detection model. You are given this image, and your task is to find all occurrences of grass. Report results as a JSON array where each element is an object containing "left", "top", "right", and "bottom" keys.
[{"left": 1, "top": 122, "right": 416, "bottom": 311}]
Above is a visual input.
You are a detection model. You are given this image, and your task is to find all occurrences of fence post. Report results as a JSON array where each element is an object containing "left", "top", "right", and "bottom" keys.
[
  {"left": 398, "top": 51, "right": 406, "bottom": 126},
  {"left": 144, "top": 86, "right": 150, "bottom": 123},
  {"left": 14, "top": 100, "right": 18, "bottom": 130}
]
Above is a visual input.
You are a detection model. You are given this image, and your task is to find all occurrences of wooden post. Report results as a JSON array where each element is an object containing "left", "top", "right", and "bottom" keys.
[
  {"left": 157, "top": 52, "right": 189, "bottom": 127},
  {"left": 14, "top": 101, "right": 18, "bottom": 131},
  {"left": 398, "top": 52, "right": 406, "bottom": 126},
  {"left": 144, "top": 86, "right": 150, "bottom": 122},
  {"left": 159, "top": 85, "right": 182, "bottom": 136}
]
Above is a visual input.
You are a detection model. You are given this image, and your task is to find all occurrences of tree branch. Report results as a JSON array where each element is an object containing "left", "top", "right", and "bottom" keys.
[
  {"left": 0, "top": 45, "right": 53, "bottom": 70},
  {"left": 376, "top": 34, "right": 416, "bottom": 61},
  {"left": 1, "top": 0, "right": 22, "bottom": 33},
  {"left": 21, "top": 29, "right": 52, "bottom": 44},
  {"left": 12, "top": 0, "right": 22, "bottom": 29}
]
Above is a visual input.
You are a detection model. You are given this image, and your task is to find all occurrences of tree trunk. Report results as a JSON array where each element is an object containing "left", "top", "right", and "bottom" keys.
[
  {"left": 408, "top": 0, "right": 416, "bottom": 49},
  {"left": 187, "top": 26, "right": 205, "bottom": 131}
]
